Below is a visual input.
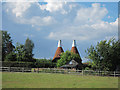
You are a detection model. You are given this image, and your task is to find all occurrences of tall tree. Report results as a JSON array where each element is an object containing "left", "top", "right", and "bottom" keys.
[
  {"left": 0, "top": 31, "right": 2, "bottom": 61},
  {"left": 86, "top": 38, "right": 120, "bottom": 71},
  {"left": 14, "top": 43, "right": 25, "bottom": 61},
  {"left": 1, "top": 31, "right": 14, "bottom": 61},
  {"left": 24, "top": 38, "right": 34, "bottom": 61}
]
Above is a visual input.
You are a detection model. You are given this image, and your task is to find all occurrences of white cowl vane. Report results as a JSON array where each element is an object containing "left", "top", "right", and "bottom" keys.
[
  {"left": 72, "top": 40, "right": 76, "bottom": 47},
  {"left": 58, "top": 40, "right": 62, "bottom": 47}
]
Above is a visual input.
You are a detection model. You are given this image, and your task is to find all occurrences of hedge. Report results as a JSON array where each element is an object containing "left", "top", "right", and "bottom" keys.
[
  {"left": 1, "top": 61, "right": 34, "bottom": 67},
  {"left": 1, "top": 61, "right": 56, "bottom": 68}
]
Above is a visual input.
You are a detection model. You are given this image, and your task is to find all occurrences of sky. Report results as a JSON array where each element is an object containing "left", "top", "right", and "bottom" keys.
[{"left": 1, "top": 1, "right": 118, "bottom": 62}]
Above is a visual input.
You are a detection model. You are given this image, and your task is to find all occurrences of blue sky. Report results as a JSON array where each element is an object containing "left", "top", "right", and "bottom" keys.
[{"left": 1, "top": 1, "right": 118, "bottom": 62}]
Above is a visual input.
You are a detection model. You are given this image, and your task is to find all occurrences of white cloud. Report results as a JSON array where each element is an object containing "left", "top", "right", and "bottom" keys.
[
  {"left": 24, "top": 33, "right": 34, "bottom": 38},
  {"left": 12, "top": 3, "right": 31, "bottom": 17},
  {"left": 47, "top": 3, "right": 118, "bottom": 41},
  {"left": 105, "top": 35, "right": 117, "bottom": 40},
  {"left": 48, "top": 18, "right": 118, "bottom": 41},
  {"left": 74, "top": 3, "right": 108, "bottom": 25},
  {"left": 39, "top": 1, "right": 68, "bottom": 14},
  {"left": 6, "top": 8, "right": 9, "bottom": 12},
  {"left": 108, "top": 16, "right": 111, "bottom": 18},
  {"left": 3, "top": 2, "right": 118, "bottom": 41},
  {"left": 15, "top": 16, "right": 56, "bottom": 27},
  {"left": 32, "top": 24, "right": 34, "bottom": 27},
  {"left": 110, "top": 18, "right": 118, "bottom": 26},
  {"left": 45, "top": 2, "right": 63, "bottom": 12},
  {"left": 69, "top": 4, "right": 76, "bottom": 10},
  {"left": 4, "top": 1, "right": 33, "bottom": 17},
  {"left": 4, "top": 1, "right": 57, "bottom": 27}
]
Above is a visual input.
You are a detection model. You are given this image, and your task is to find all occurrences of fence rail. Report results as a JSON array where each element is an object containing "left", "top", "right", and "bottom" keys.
[
  {"left": 0, "top": 67, "right": 120, "bottom": 77},
  {"left": 0, "top": 67, "right": 31, "bottom": 72},
  {"left": 32, "top": 68, "right": 120, "bottom": 77}
]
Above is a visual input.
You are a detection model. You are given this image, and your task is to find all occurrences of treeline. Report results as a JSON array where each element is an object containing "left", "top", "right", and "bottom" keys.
[
  {"left": 1, "top": 31, "right": 55, "bottom": 68},
  {"left": 2, "top": 31, "right": 34, "bottom": 62}
]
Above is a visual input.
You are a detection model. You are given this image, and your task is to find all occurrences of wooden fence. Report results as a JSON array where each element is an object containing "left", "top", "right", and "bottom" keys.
[
  {"left": 32, "top": 68, "right": 120, "bottom": 77},
  {"left": 0, "top": 67, "right": 31, "bottom": 72},
  {"left": 0, "top": 67, "right": 120, "bottom": 77}
]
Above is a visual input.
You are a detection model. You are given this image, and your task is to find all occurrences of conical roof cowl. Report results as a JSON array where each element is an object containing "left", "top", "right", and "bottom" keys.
[
  {"left": 52, "top": 40, "right": 64, "bottom": 62},
  {"left": 71, "top": 40, "right": 82, "bottom": 64}
]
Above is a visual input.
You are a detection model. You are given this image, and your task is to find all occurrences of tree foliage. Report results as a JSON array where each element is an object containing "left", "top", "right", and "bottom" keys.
[
  {"left": 14, "top": 43, "right": 26, "bottom": 61},
  {"left": 86, "top": 38, "right": 120, "bottom": 71},
  {"left": 4, "top": 37, "right": 35, "bottom": 62},
  {"left": 14, "top": 38, "right": 35, "bottom": 62},
  {"left": 5, "top": 51, "right": 16, "bottom": 61},
  {"left": 24, "top": 38, "right": 34, "bottom": 61},
  {"left": 2, "top": 31, "right": 14, "bottom": 61},
  {"left": 57, "top": 50, "right": 81, "bottom": 67}
]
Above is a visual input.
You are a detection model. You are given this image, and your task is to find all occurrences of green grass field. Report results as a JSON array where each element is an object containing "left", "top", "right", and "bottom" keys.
[{"left": 2, "top": 72, "right": 118, "bottom": 88}]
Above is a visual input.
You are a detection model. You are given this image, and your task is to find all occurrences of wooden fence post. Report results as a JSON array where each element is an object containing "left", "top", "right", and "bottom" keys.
[
  {"left": 82, "top": 70, "right": 84, "bottom": 76},
  {"left": 38, "top": 68, "right": 39, "bottom": 73},
  {"left": 33, "top": 68, "right": 35, "bottom": 72},
  {"left": 114, "top": 71, "right": 115, "bottom": 77},
  {"left": 9, "top": 67, "right": 10, "bottom": 72},
  {"left": 22, "top": 67, "right": 24, "bottom": 72}
]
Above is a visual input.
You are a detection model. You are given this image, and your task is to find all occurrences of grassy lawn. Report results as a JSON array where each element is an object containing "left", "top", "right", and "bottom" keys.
[{"left": 2, "top": 72, "right": 118, "bottom": 88}]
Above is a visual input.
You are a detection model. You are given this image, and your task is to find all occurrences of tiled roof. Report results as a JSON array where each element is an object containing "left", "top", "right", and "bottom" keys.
[
  {"left": 52, "top": 47, "right": 64, "bottom": 62},
  {"left": 71, "top": 46, "right": 82, "bottom": 64},
  {"left": 71, "top": 47, "right": 80, "bottom": 55}
]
